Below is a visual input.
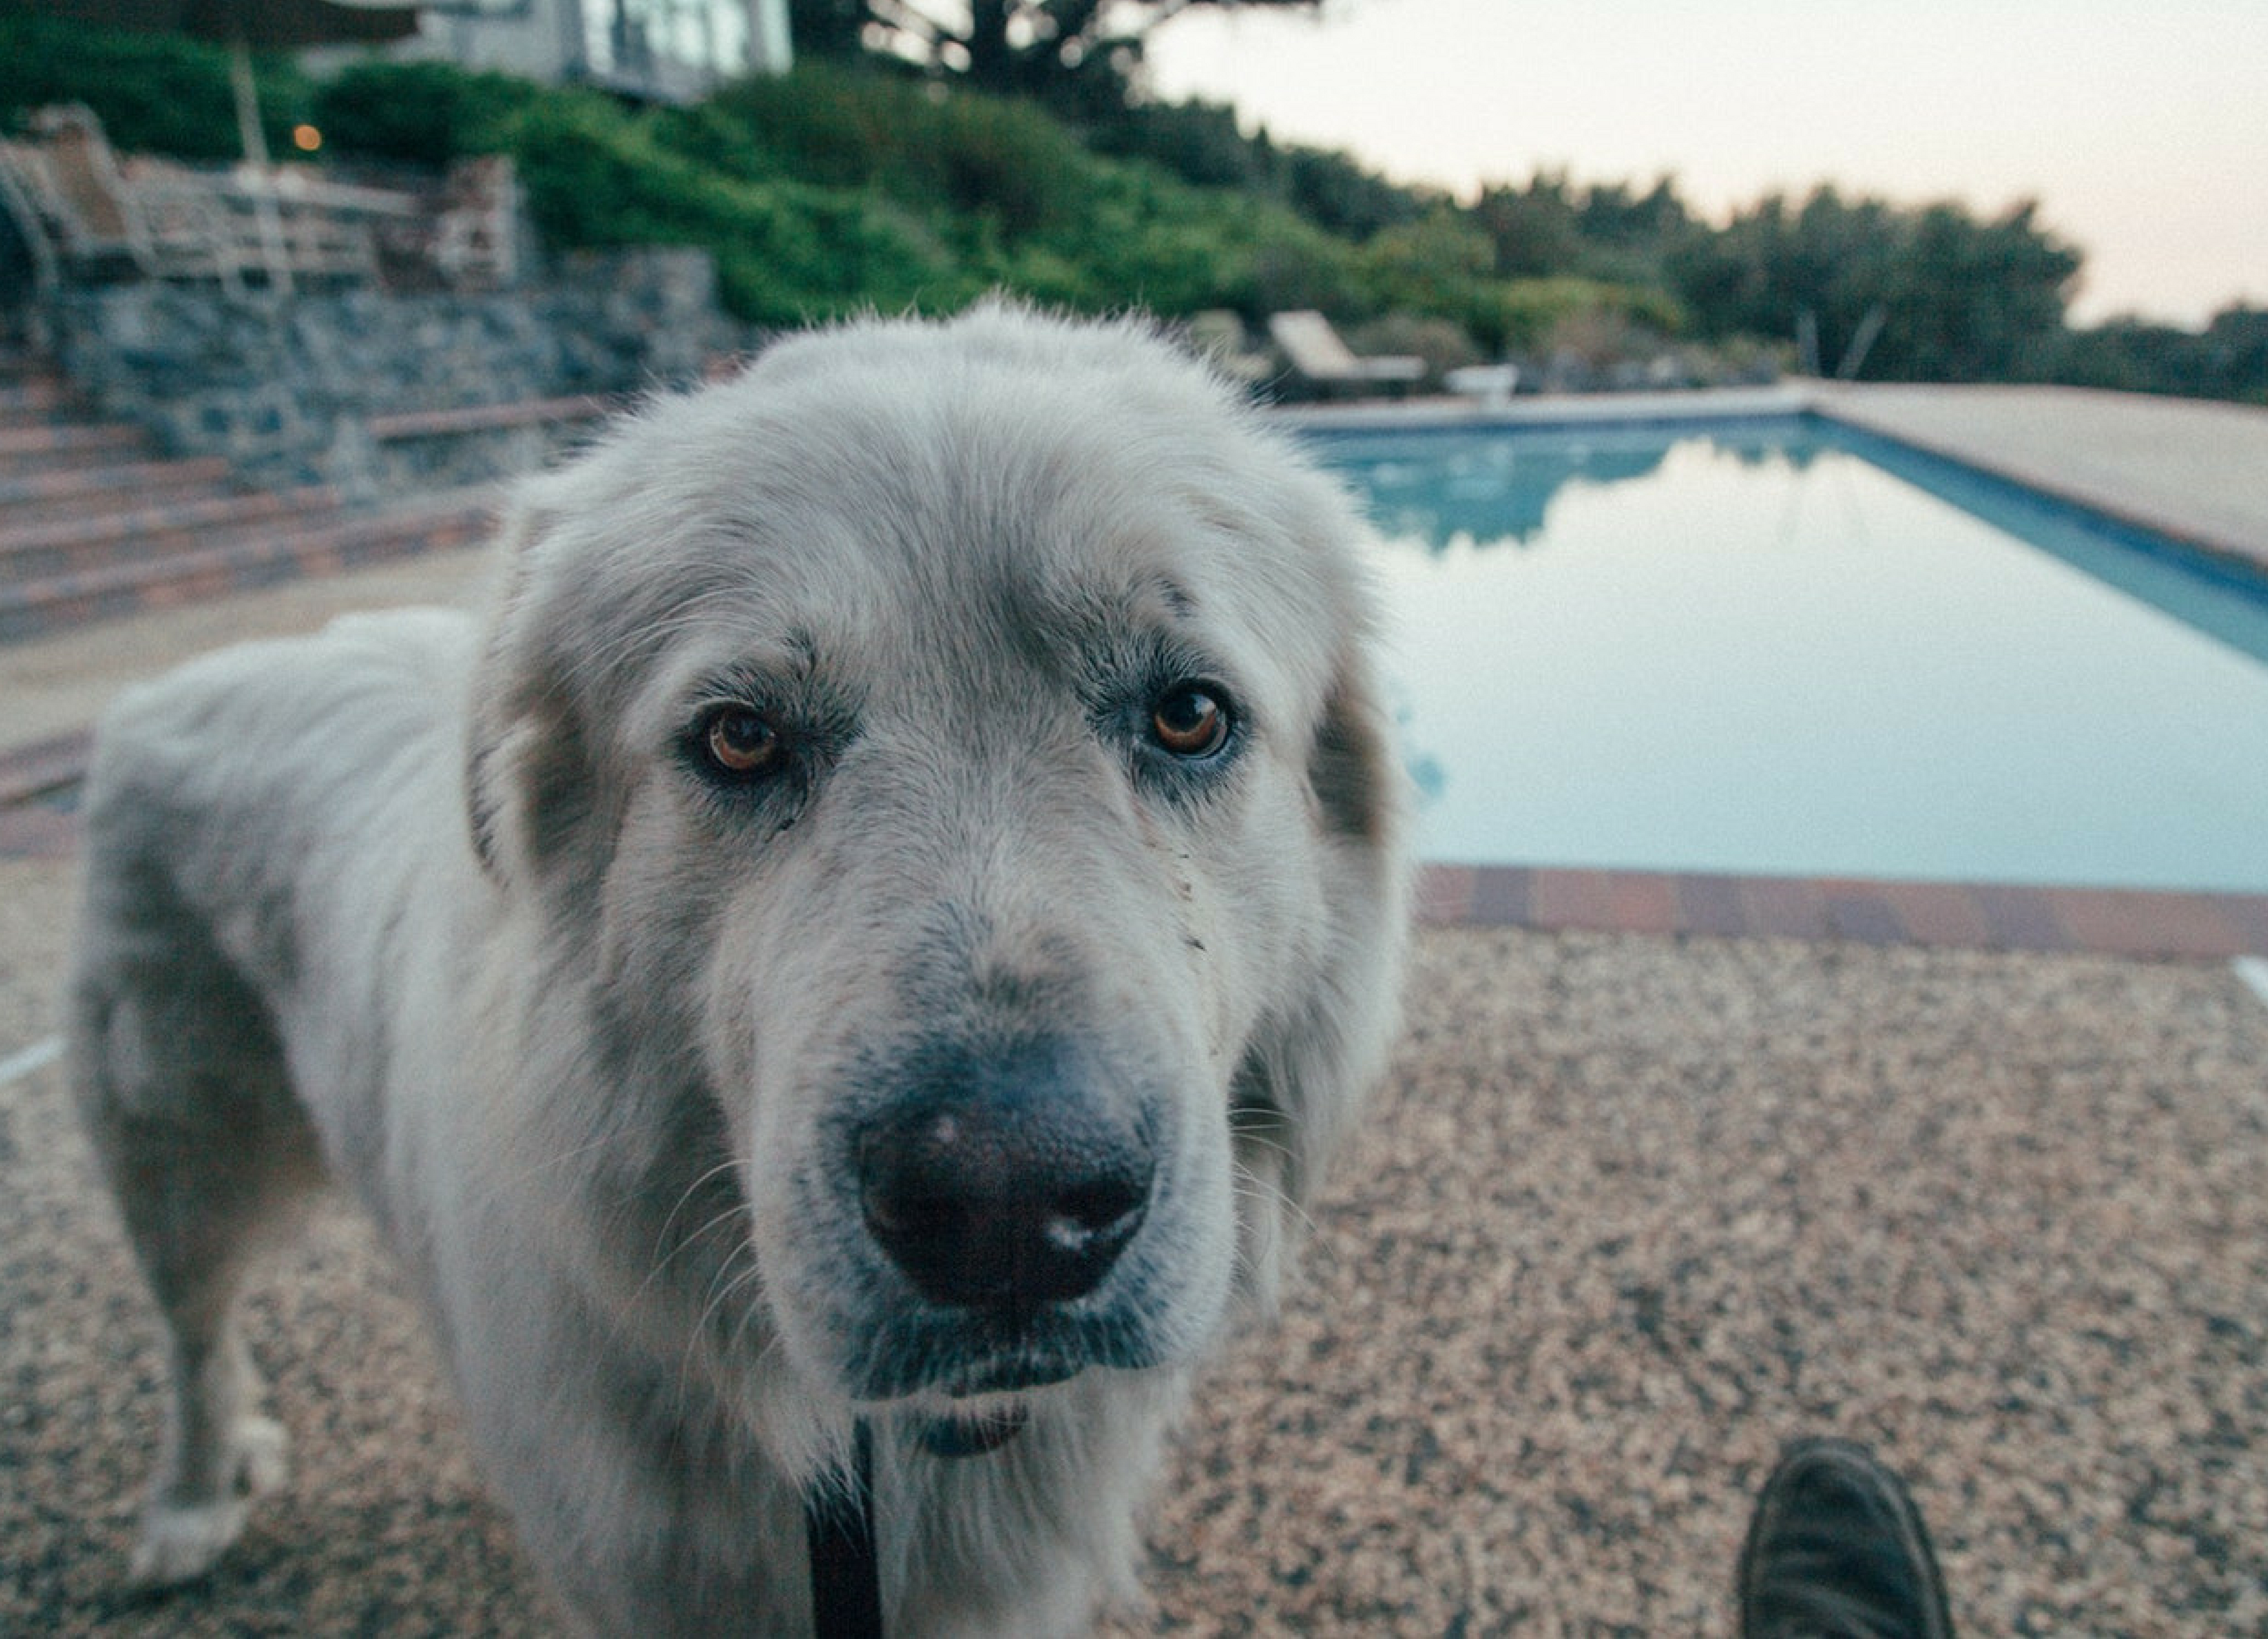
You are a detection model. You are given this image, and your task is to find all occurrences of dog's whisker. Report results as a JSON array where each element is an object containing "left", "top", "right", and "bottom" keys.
[
  {"left": 679, "top": 1257, "right": 768, "bottom": 1400},
  {"left": 645, "top": 1157, "right": 748, "bottom": 1265},
  {"left": 636, "top": 1198, "right": 753, "bottom": 1308},
  {"left": 1230, "top": 1126, "right": 1298, "bottom": 1162},
  {"left": 1230, "top": 1156, "right": 1321, "bottom": 1244},
  {"left": 483, "top": 1132, "right": 622, "bottom": 1194}
]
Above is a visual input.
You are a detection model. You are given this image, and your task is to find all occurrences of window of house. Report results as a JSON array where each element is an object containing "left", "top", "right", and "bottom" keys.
[{"left": 585, "top": 0, "right": 750, "bottom": 79}]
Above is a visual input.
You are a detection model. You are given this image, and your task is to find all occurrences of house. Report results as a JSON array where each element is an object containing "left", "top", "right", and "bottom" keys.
[{"left": 406, "top": 0, "right": 791, "bottom": 103}]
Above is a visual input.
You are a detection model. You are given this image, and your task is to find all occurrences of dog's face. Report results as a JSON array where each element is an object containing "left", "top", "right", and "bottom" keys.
[{"left": 466, "top": 308, "right": 1406, "bottom": 1452}]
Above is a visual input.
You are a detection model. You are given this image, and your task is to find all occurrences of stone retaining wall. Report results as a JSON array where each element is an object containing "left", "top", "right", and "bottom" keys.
[{"left": 47, "top": 248, "right": 748, "bottom": 501}]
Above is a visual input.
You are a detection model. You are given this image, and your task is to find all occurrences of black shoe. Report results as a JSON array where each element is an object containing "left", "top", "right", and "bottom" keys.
[{"left": 1736, "top": 1437, "right": 1955, "bottom": 1639}]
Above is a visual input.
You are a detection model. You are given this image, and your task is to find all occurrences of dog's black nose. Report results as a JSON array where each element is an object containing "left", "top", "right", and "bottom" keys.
[{"left": 855, "top": 1043, "right": 1153, "bottom": 1313}]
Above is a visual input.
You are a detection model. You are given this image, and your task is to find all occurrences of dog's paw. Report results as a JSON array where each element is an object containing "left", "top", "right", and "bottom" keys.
[
  {"left": 129, "top": 1497, "right": 253, "bottom": 1587},
  {"left": 229, "top": 1412, "right": 291, "bottom": 1498},
  {"left": 127, "top": 1414, "right": 291, "bottom": 1587}
]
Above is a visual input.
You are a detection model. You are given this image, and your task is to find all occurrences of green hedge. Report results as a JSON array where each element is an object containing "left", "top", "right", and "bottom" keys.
[
  {"left": 0, "top": 13, "right": 312, "bottom": 161},
  {"left": 671, "top": 65, "right": 1087, "bottom": 242},
  {"left": 503, "top": 96, "right": 974, "bottom": 323},
  {"left": 1486, "top": 277, "right": 1688, "bottom": 352},
  {"left": 648, "top": 65, "right": 1377, "bottom": 325},
  {"left": 310, "top": 61, "right": 543, "bottom": 167}
]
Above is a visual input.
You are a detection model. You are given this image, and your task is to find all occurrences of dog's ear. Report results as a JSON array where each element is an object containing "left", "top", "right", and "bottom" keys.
[
  {"left": 1231, "top": 653, "right": 1410, "bottom": 1309},
  {"left": 463, "top": 503, "right": 610, "bottom": 927}
]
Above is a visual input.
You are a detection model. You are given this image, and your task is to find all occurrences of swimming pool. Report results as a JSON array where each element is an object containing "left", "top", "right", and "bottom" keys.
[{"left": 1304, "top": 416, "right": 2268, "bottom": 894}]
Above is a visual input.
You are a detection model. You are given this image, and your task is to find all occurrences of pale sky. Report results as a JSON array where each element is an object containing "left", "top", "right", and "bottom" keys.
[{"left": 1145, "top": 0, "right": 2268, "bottom": 328}]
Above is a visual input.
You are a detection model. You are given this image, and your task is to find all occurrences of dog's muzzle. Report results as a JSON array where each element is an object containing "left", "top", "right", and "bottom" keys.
[{"left": 853, "top": 1036, "right": 1155, "bottom": 1324}]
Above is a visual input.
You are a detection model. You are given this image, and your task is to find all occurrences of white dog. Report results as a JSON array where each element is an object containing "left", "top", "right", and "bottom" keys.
[{"left": 69, "top": 305, "right": 1408, "bottom": 1635}]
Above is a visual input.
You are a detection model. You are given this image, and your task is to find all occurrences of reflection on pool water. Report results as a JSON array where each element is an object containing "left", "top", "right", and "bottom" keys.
[{"left": 1304, "top": 417, "right": 2268, "bottom": 893}]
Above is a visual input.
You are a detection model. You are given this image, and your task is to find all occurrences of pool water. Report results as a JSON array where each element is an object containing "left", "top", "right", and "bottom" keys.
[{"left": 1306, "top": 417, "right": 2268, "bottom": 893}]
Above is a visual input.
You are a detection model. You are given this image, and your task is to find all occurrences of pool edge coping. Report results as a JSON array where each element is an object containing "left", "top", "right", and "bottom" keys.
[{"left": 1417, "top": 862, "right": 2268, "bottom": 960}]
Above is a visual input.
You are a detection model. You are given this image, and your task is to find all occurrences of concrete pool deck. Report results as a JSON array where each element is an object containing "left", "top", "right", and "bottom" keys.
[
  {"left": 1291, "top": 379, "right": 2268, "bottom": 575},
  {"left": 1812, "top": 382, "right": 2268, "bottom": 576}
]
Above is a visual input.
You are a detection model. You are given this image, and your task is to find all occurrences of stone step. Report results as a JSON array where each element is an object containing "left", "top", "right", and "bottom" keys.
[
  {"left": 0, "top": 455, "right": 239, "bottom": 526},
  {"left": 0, "top": 487, "right": 497, "bottom": 644},
  {"left": 0, "top": 487, "right": 343, "bottom": 581},
  {"left": 0, "top": 419, "right": 154, "bottom": 472}
]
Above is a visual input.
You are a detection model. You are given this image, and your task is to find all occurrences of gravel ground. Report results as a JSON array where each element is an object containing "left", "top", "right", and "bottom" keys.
[{"left": 5, "top": 848, "right": 2266, "bottom": 1635}]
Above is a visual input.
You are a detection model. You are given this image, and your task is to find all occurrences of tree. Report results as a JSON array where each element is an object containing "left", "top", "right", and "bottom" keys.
[
  {"left": 1470, "top": 173, "right": 1584, "bottom": 280},
  {"left": 1889, "top": 199, "right": 2079, "bottom": 379},
  {"left": 784, "top": 0, "right": 876, "bottom": 60},
  {"left": 1668, "top": 186, "right": 2079, "bottom": 382},
  {"left": 2050, "top": 305, "right": 2268, "bottom": 404},
  {"left": 786, "top": 1, "right": 1322, "bottom": 116}
]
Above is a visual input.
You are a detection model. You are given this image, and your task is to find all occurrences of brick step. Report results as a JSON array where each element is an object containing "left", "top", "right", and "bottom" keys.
[
  {"left": 0, "top": 420, "right": 154, "bottom": 472},
  {"left": 0, "top": 377, "right": 70, "bottom": 423},
  {"left": 0, "top": 487, "right": 497, "bottom": 643},
  {"left": 0, "top": 487, "right": 344, "bottom": 581},
  {"left": 367, "top": 392, "right": 613, "bottom": 443},
  {"left": 0, "top": 456, "right": 239, "bottom": 526}
]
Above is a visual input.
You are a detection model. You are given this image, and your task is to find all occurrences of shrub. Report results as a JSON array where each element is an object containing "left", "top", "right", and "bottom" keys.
[
  {"left": 1087, "top": 98, "right": 1263, "bottom": 191},
  {"left": 927, "top": 91, "right": 1088, "bottom": 240},
  {"left": 1278, "top": 143, "right": 1430, "bottom": 242},
  {"left": 312, "top": 60, "right": 543, "bottom": 166},
  {"left": 684, "top": 66, "right": 1088, "bottom": 241},
  {"left": 1241, "top": 230, "right": 1365, "bottom": 322},
  {"left": 1358, "top": 210, "right": 1494, "bottom": 327},
  {"left": 1484, "top": 277, "right": 1686, "bottom": 354},
  {"left": 670, "top": 63, "right": 916, "bottom": 191},
  {"left": 1014, "top": 162, "right": 1360, "bottom": 321},
  {"left": 0, "top": 13, "right": 312, "bottom": 162},
  {"left": 503, "top": 96, "right": 970, "bottom": 324},
  {"left": 1344, "top": 313, "right": 1484, "bottom": 381}
]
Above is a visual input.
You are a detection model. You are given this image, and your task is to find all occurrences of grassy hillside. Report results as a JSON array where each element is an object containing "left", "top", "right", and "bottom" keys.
[
  {"left": 0, "top": 20, "right": 1698, "bottom": 373},
  {"left": 4, "top": 16, "right": 2260, "bottom": 401}
]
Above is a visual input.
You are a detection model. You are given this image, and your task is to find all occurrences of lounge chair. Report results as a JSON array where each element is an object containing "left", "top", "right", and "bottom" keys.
[
  {"left": 1181, "top": 309, "right": 1273, "bottom": 388},
  {"left": 0, "top": 142, "right": 60, "bottom": 291},
  {"left": 1266, "top": 309, "right": 1425, "bottom": 398},
  {"left": 5, "top": 104, "right": 399, "bottom": 297},
  {"left": 11, "top": 105, "right": 248, "bottom": 294}
]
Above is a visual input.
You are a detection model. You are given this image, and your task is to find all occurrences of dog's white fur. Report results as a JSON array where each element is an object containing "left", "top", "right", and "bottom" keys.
[{"left": 69, "top": 306, "right": 1408, "bottom": 1635}]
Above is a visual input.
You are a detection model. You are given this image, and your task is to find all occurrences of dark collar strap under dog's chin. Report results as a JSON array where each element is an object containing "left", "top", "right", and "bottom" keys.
[{"left": 804, "top": 1417, "right": 885, "bottom": 1638}]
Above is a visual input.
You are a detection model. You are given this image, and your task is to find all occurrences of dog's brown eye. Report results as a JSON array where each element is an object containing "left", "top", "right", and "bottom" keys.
[
  {"left": 701, "top": 707, "right": 784, "bottom": 777},
  {"left": 1150, "top": 685, "right": 1229, "bottom": 759}
]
